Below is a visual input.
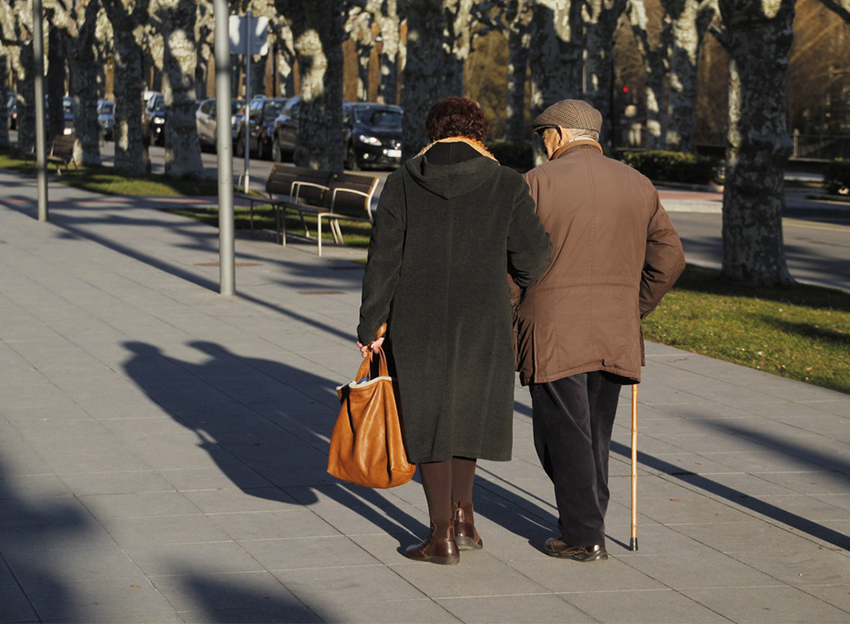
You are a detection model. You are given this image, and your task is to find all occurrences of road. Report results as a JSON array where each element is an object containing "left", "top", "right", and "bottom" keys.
[
  {"left": 37, "top": 137, "right": 850, "bottom": 292},
  {"left": 659, "top": 187, "right": 850, "bottom": 292}
]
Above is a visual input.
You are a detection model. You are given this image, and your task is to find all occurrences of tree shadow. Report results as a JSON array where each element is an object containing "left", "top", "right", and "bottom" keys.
[
  {"left": 610, "top": 438, "right": 850, "bottom": 551},
  {"left": 120, "top": 340, "right": 422, "bottom": 547},
  {"left": 671, "top": 264, "right": 850, "bottom": 313},
  {"left": 0, "top": 453, "right": 90, "bottom": 622}
]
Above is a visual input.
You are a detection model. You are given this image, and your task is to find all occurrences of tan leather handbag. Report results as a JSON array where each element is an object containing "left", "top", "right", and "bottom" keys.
[{"left": 327, "top": 325, "right": 415, "bottom": 488}]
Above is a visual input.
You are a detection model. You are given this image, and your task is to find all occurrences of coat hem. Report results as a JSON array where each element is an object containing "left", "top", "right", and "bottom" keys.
[{"left": 520, "top": 362, "right": 640, "bottom": 386}]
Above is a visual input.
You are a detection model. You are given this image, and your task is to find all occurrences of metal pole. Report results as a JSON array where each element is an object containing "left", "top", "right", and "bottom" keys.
[
  {"left": 630, "top": 384, "right": 639, "bottom": 551},
  {"left": 242, "top": 10, "right": 251, "bottom": 194},
  {"left": 214, "top": 0, "right": 235, "bottom": 296},
  {"left": 32, "top": 0, "right": 48, "bottom": 221}
]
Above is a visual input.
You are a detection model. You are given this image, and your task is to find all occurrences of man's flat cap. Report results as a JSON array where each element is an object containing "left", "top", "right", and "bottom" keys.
[{"left": 532, "top": 99, "right": 603, "bottom": 133}]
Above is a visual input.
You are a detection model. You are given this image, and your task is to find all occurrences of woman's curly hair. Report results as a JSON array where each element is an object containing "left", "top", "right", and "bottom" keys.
[{"left": 424, "top": 97, "right": 489, "bottom": 142}]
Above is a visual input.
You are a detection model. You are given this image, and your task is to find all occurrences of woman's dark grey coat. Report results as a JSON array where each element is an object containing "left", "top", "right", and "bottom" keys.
[{"left": 357, "top": 147, "right": 551, "bottom": 463}]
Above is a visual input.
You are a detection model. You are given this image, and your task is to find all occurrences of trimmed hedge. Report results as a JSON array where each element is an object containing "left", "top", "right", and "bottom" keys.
[
  {"left": 620, "top": 150, "right": 718, "bottom": 185},
  {"left": 486, "top": 140, "right": 534, "bottom": 172},
  {"left": 825, "top": 159, "right": 850, "bottom": 195}
]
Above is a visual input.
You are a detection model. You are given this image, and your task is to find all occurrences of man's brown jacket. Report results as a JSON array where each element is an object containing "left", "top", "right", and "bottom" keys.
[{"left": 513, "top": 141, "right": 686, "bottom": 384}]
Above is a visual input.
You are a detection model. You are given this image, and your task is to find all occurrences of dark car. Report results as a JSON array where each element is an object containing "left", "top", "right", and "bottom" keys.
[
  {"left": 97, "top": 99, "right": 114, "bottom": 140},
  {"left": 196, "top": 98, "right": 244, "bottom": 151},
  {"left": 235, "top": 96, "right": 287, "bottom": 160},
  {"left": 271, "top": 95, "right": 301, "bottom": 162},
  {"left": 142, "top": 92, "right": 165, "bottom": 146},
  {"left": 343, "top": 102, "right": 403, "bottom": 170}
]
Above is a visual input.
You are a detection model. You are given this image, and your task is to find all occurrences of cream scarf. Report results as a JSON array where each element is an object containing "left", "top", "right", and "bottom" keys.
[{"left": 416, "top": 136, "right": 499, "bottom": 162}]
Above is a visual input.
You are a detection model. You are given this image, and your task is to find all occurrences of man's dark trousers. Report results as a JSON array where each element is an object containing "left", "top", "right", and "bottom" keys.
[{"left": 530, "top": 371, "right": 623, "bottom": 546}]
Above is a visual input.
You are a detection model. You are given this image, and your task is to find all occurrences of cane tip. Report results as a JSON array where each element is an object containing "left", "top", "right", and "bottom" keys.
[{"left": 629, "top": 538, "right": 639, "bottom": 551}]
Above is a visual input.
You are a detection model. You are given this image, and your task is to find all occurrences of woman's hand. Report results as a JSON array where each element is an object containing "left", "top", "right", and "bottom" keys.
[{"left": 357, "top": 336, "right": 385, "bottom": 358}]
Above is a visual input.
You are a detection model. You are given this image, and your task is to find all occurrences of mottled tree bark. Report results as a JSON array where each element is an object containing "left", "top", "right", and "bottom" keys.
[
  {"left": 627, "top": 0, "right": 670, "bottom": 150},
  {"left": 56, "top": 0, "right": 105, "bottom": 167},
  {"left": 0, "top": 1, "right": 37, "bottom": 152},
  {"left": 718, "top": 0, "right": 794, "bottom": 286},
  {"left": 376, "top": 0, "right": 400, "bottom": 105},
  {"left": 662, "top": 0, "right": 716, "bottom": 152},
  {"left": 529, "top": 0, "right": 585, "bottom": 163},
  {"left": 401, "top": 0, "right": 457, "bottom": 158},
  {"left": 0, "top": 54, "right": 9, "bottom": 149},
  {"left": 505, "top": 24, "right": 529, "bottom": 141},
  {"left": 17, "top": 43, "right": 37, "bottom": 154},
  {"left": 276, "top": 0, "right": 345, "bottom": 172},
  {"left": 583, "top": 0, "right": 628, "bottom": 149},
  {"left": 102, "top": 0, "right": 149, "bottom": 176},
  {"left": 444, "top": 0, "right": 475, "bottom": 97},
  {"left": 155, "top": 0, "right": 204, "bottom": 178},
  {"left": 346, "top": 2, "right": 381, "bottom": 102}
]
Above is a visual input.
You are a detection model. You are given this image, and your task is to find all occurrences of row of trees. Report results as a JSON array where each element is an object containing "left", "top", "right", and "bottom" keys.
[{"left": 1, "top": 0, "right": 848, "bottom": 286}]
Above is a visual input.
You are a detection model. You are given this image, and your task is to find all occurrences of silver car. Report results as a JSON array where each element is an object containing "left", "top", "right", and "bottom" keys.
[{"left": 196, "top": 98, "right": 244, "bottom": 152}]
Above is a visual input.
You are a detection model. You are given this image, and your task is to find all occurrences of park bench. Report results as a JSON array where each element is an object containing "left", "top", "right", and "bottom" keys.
[
  {"left": 235, "top": 164, "right": 378, "bottom": 256},
  {"left": 21, "top": 135, "right": 79, "bottom": 174}
]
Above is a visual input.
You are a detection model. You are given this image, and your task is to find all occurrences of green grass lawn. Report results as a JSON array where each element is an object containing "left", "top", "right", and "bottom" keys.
[
  {"left": 0, "top": 150, "right": 218, "bottom": 196},
  {"left": 643, "top": 265, "right": 850, "bottom": 394}
]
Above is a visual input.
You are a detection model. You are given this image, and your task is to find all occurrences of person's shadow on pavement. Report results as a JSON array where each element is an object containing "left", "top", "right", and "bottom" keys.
[{"left": 120, "top": 340, "right": 422, "bottom": 545}]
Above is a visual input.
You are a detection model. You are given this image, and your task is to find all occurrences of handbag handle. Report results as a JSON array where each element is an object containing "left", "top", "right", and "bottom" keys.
[{"left": 355, "top": 323, "right": 389, "bottom": 381}]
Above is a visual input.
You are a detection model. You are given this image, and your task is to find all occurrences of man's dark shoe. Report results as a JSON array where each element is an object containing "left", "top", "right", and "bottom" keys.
[{"left": 543, "top": 537, "right": 608, "bottom": 562}]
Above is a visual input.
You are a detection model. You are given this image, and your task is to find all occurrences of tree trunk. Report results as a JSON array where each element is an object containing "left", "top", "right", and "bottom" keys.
[
  {"left": 0, "top": 55, "right": 9, "bottom": 149},
  {"left": 377, "top": 0, "right": 400, "bottom": 105},
  {"left": 663, "top": 0, "right": 716, "bottom": 152},
  {"left": 529, "top": 0, "right": 585, "bottom": 163},
  {"left": 627, "top": 0, "right": 670, "bottom": 150},
  {"left": 278, "top": 0, "right": 346, "bottom": 172},
  {"left": 156, "top": 0, "right": 204, "bottom": 179},
  {"left": 505, "top": 25, "right": 529, "bottom": 142},
  {"left": 718, "top": 0, "right": 795, "bottom": 286},
  {"left": 346, "top": 6, "right": 375, "bottom": 102},
  {"left": 61, "top": 0, "right": 105, "bottom": 167},
  {"left": 17, "top": 43, "right": 37, "bottom": 154},
  {"left": 47, "top": 26, "right": 66, "bottom": 142},
  {"left": 401, "top": 0, "right": 457, "bottom": 158},
  {"left": 444, "top": 0, "right": 474, "bottom": 97},
  {"left": 102, "top": 0, "right": 149, "bottom": 177},
  {"left": 584, "top": 0, "right": 628, "bottom": 150}
]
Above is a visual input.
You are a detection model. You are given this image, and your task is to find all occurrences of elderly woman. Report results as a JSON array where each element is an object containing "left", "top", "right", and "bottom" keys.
[{"left": 357, "top": 97, "right": 551, "bottom": 564}]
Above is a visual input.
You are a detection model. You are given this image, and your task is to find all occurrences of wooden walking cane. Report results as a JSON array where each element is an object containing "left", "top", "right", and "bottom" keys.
[{"left": 630, "top": 384, "right": 639, "bottom": 551}]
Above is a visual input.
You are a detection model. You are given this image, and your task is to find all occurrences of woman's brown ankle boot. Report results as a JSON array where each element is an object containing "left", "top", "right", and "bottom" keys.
[
  {"left": 453, "top": 501, "right": 483, "bottom": 550},
  {"left": 405, "top": 520, "right": 460, "bottom": 565}
]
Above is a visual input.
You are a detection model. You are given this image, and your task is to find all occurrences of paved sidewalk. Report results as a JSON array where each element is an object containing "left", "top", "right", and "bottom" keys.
[{"left": 1, "top": 169, "right": 849, "bottom": 623}]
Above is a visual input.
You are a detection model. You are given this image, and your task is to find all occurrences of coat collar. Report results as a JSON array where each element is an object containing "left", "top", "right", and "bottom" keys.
[{"left": 550, "top": 139, "right": 603, "bottom": 161}]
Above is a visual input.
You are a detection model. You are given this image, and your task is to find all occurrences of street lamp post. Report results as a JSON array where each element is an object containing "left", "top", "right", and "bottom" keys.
[
  {"left": 214, "top": 0, "right": 235, "bottom": 296},
  {"left": 32, "top": 0, "right": 48, "bottom": 221}
]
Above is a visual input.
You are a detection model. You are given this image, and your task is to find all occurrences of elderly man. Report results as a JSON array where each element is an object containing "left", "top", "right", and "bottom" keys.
[{"left": 514, "top": 100, "right": 685, "bottom": 562}]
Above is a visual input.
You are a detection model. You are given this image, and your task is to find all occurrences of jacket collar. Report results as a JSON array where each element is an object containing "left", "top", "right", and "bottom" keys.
[{"left": 550, "top": 139, "right": 603, "bottom": 161}]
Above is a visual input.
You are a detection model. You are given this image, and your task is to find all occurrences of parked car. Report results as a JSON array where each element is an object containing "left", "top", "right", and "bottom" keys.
[
  {"left": 97, "top": 99, "right": 114, "bottom": 141},
  {"left": 6, "top": 93, "right": 17, "bottom": 130},
  {"left": 235, "top": 96, "right": 287, "bottom": 160},
  {"left": 142, "top": 92, "right": 165, "bottom": 146},
  {"left": 196, "top": 98, "right": 244, "bottom": 151},
  {"left": 271, "top": 95, "right": 301, "bottom": 162},
  {"left": 343, "top": 102, "right": 403, "bottom": 170},
  {"left": 272, "top": 99, "right": 403, "bottom": 170}
]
